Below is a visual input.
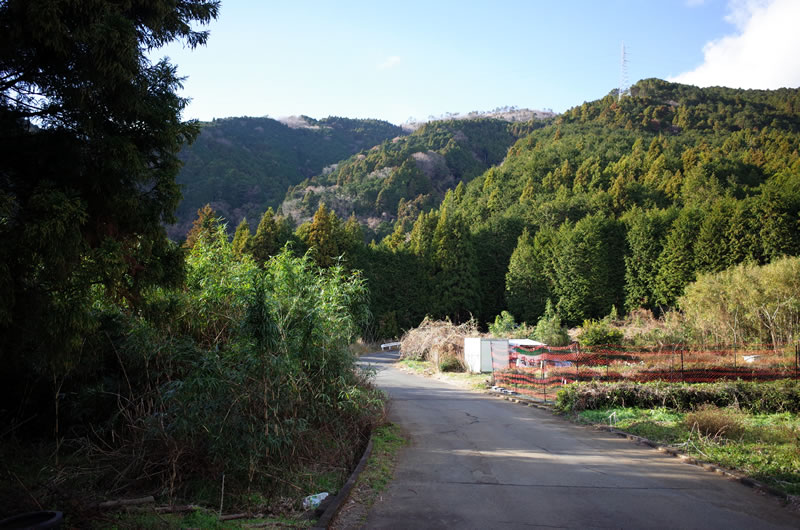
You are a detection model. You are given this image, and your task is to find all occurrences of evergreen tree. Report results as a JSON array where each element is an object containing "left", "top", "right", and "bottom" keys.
[
  {"left": 623, "top": 207, "right": 675, "bottom": 311},
  {"left": 725, "top": 199, "right": 762, "bottom": 265},
  {"left": 552, "top": 214, "right": 625, "bottom": 325},
  {"left": 694, "top": 199, "right": 735, "bottom": 274},
  {"left": 430, "top": 205, "right": 480, "bottom": 321},
  {"left": 231, "top": 218, "right": 251, "bottom": 256},
  {"left": 248, "top": 208, "right": 287, "bottom": 264},
  {"left": 471, "top": 215, "right": 525, "bottom": 324},
  {"left": 303, "top": 202, "right": 344, "bottom": 268},
  {"left": 505, "top": 227, "right": 554, "bottom": 324},
  {"left": 0, "top": 0, "right": 218, "bottom": 374},
  {"left": 184, "top": 204, "right": 220, "bottom": 249},
  {"left": 344, "top": 214, "right": 365, "bottom": 250},
  {"left": 340, "top": 214, "right": 367, "bottom": 269},
  {"left": 756, "top": 175, "right": 800, "bottom": 260},
  {"left": 654, "top": 208, "right": 704, "bottom": 307},
  {"left": 408, "top": 210, "right": 439, "bottom": 260}
]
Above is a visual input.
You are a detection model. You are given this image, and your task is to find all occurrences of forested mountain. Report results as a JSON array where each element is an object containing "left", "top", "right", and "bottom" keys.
[
  {"left": 280, "top": 118, "right": 548, "bottom": 233},
  {"left": 172, "top": 78, "right": 800, "bottom": 341},
  {"left": 169, "top": 115, "right": 403, "bottom": 239},
  {"left": 358, "top": 79, "right": 800, "bottom": 337}
]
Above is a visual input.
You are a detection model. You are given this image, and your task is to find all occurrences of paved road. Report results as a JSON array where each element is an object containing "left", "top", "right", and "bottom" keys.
[{"left": 359, "top": 351, "right": 800, "bottom": 529}]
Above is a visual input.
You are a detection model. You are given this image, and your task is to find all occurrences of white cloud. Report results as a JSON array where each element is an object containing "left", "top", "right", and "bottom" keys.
[
  {"left": 670, "top": 0, "right": 800, "bottom": 89},
  {"left": 377, "top": 55, "right": 401, "bottom": 71}
]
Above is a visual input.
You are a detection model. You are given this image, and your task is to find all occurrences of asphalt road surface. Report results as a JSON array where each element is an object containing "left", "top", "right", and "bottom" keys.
[{"left": 359, "top": 351, "right": 800, "bottom": 529}]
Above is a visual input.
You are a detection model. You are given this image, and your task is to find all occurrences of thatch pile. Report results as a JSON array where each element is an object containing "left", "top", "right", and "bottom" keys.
[{"left": 399, "top": 317, "right": 481, "bottom": 370}]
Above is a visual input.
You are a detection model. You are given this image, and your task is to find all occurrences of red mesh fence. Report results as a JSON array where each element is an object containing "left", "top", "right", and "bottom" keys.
[{"left": 491, "top": 343, "right": 800, "bottom": 402}]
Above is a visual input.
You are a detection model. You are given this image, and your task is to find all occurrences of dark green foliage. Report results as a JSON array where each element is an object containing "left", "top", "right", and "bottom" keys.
[
  {"left": 653, "top": 208, "right": 704, "bottom": 307},
  {"left": 694, "top": 198, "right": 740, "bottom": 273},
  {"left": 359, "top": 80, "right": 800, "bottom": 336},
  {"left": 12, "top": 228, "right": 381, "bottom": 506},
  {"left": 552, "top": 214, "right": 625, "bottom": 325},
  {"left": 430, "top": 200, "right": 480, "bottom": 322},
  {"left": 471, "top": 214, "right": 525, "bottom": 325},
  {"left": 0, "top": 1, "right": 389, "bottom": 513},
  {"left": 246, "top": 207, "right": 293, "bottom": 265},
  {"left": 171, "top": 116, "right": 403, "bottom": 239},
  {"left": 0, "top": 0, "right": 217, "bottom": 418},
  {"left": 359, "top": 244, "right": 429, "bottom": 340},
  {"left": 623, "top": 207, "right": 675, "bottom": 311},
  {"left": 505, "top": 227, "right": 555, "bottom": 324},
  {"left": 555, "top": 380, "right": 800, "bottom": 414}
]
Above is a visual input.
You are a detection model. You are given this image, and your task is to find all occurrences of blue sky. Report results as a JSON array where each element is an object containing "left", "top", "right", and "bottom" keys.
[{"left": 155, "top": 0, "right": 800, "bottom": 125}]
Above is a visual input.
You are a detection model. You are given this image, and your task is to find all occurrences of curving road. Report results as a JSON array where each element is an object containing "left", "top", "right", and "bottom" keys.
[{"left": 359, "top": 351, "right": 800, "bottom": 529}]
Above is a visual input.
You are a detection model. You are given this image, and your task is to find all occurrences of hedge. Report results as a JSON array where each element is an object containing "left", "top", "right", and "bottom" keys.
[{"left": 555, "top": 379, "right": 800, "bottom": 413}]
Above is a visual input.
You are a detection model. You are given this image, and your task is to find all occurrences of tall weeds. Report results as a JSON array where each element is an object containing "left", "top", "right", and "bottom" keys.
[{"left": 17, "top": 228, "right": 383, "bottom": 508}]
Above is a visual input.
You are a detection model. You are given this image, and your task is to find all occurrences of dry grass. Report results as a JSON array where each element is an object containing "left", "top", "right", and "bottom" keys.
[
  {"left": 399, "top": 317, "right": 481, "bottom": 371},
  {"left": 349, "top": 339, "right": 382, "bottom": 356},
  {"left": 684, "top": 404, "right": 746, "bottom": 440},
  {"left": 617, "top": 308, "right": 676, "bottom": 343}
]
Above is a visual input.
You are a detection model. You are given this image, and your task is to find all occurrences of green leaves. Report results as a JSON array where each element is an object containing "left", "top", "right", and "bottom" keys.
[
  {"left": 680, "top": 256, "right": 800, "bottom": 345},
  {"left": 552, "top": 213, "right": 625, "bottom": 325},
  {"left": 505, "top": 227, "right": 554, "bottom": 324},
  {"left": 1, "top": 0, "right": 219, "bottom": 378}
]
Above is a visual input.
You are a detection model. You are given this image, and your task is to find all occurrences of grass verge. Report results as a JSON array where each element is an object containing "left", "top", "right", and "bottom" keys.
[
  {"left": 330, "top": 423, "right": 406, "bottom": 529},
  {"left": 574, "top": 406, "right": 800, "bottom": 496}
]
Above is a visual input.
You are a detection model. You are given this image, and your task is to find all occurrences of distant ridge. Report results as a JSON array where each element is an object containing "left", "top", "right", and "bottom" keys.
[{"left": 402, "top": 107, "right": 557, "bottom": 131}]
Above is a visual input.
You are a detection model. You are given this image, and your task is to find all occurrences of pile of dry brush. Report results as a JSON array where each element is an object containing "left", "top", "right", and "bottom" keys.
[{"left": 399, "top": 317, "right": 481, "bottom": 370}]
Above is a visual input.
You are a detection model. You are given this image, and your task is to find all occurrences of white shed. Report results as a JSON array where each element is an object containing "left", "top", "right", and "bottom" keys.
[{"left": 464, "top": 338, "right": 509, "bottom": 373}]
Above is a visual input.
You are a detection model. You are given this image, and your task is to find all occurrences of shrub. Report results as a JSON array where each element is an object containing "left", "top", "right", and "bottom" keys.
[
  {"left": 488, "top": 311, "right": 518, "bottom": 337},
  {"left": 680, "top": 256, "right": 800, "bottom": 345},
  {"left": 556, "top": 379, "right": 800, "bottom": 414},
  {"left": 533, "top": 300, "right": 570, "bottom": 346},
  {"left": 488, "top": 311, "right": 537, "bottom": 339},
  {"left": 439, "top": 354, "right": 465, "bottom": 372},
  {"left": 578, "top": 318, "right": 624, "bottom": 346},
  {"left": 683, "top": 404, "right": 746, "bottom": 440}
]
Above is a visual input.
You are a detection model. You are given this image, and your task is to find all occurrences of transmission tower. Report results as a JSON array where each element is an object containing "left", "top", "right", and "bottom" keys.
[{"left": 619, "top": 41, "right": 629, "bottom": 101}]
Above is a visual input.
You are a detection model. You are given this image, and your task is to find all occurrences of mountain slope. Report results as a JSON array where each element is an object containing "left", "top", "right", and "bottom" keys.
[
  {"left": 367, "top": 78, "right": 800, "bottom": 334},
  {"left": 169, "top": 116, "right": 403, "bottom": 239},
  {"left": 280, "top": 117, "right": 549, "bottom": 230}
]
